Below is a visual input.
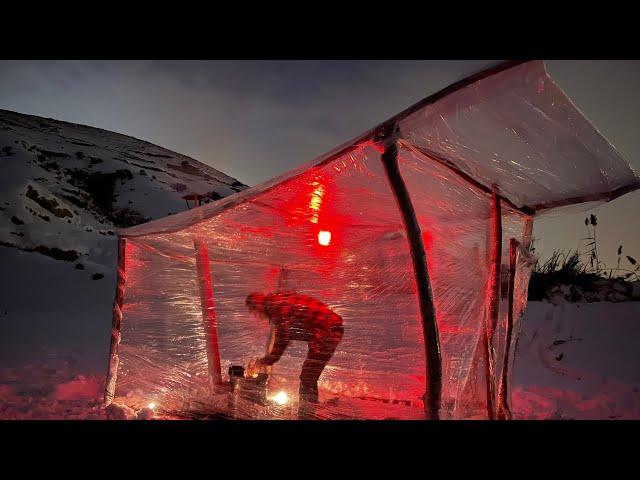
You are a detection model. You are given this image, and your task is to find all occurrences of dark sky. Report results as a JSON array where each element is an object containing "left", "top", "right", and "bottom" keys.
[{"left": 1, "top": 60, "right": 638, "bottom": 266}]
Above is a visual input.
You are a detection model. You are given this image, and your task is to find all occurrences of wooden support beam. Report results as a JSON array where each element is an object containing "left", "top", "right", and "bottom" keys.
[
  {"left": 193, "top": 237, "right": 223, "bottom": 387},
  {"left": 277, "top": 266, "right": 288, "bottom": 291},
  {"left": 104, "top": 237, "right": 127, "bottom": 404},
  {"left": 497, "top": 238, "right": 519, "bottom": 420},
  {"left": 380, "top": 137, "right": 442, "bottom": 420},
  {"left": 484, "top": 189, "right": 503, "bottom": 419},
  {"left": 522, "top": 216, "right": 534, "bottom": 250}
]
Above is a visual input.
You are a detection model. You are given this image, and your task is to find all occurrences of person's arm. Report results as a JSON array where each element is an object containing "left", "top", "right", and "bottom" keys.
[{"left": 259, "top": 325, "right": 290, "bottom": 366}]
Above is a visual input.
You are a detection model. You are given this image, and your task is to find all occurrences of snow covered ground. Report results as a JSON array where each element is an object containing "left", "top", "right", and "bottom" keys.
[
  {"left": 1, "top": 300, "right": 638, "bottom": 419},
  {"left": 511, "top": 301, "right": 640, "bottom": 419}
]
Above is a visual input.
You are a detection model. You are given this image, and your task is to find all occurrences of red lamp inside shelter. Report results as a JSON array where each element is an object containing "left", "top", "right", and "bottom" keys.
[
  {"left": 317, "top": 230, "right": 332, "bottom": 246},
  {"left": 306, "top": 175, "right": 336, "bottom": 249}
]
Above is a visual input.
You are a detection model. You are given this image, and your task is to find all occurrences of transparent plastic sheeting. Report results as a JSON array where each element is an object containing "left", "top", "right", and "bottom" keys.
[
  {"left": 399, "top": 61, "right": 639, "bottom": 210},
  {"left": 107, "top": 61, "right": 639, "bottom": 420}
]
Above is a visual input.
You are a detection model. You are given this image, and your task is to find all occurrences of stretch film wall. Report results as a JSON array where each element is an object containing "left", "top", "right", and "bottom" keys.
[
  {"left": 107, "top": 60, "right": 638, "bottom": 419},
  {"left": 112, "top": 143, "right": 531, "bottom": 419}
]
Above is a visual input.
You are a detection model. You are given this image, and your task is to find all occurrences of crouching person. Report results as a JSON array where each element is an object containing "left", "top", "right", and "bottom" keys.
[{"left": 245, "top": 291, "right": 344, "bottom": 405}]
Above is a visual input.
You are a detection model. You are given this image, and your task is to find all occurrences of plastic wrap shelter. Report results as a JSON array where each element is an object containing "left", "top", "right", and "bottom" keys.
[{"left": 105, "top": 61, "right": 640, "bottom": 420}]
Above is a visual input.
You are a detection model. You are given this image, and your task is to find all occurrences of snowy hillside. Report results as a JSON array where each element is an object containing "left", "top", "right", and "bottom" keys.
[{"left": 0, "top": 109, "right": 247, "bottom": 373}]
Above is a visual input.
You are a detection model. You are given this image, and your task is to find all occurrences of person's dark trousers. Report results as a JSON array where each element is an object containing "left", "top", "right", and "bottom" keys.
[{"left": 299, "top": 325, "right": 344, "bottom": 404}]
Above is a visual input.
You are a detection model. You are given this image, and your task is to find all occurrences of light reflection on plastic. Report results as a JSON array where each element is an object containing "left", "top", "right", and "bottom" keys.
[
  {"left": 270, "top": 391, "right": 288, "bottom": 405},
  {"left": 309, "top": 182, "right": 325, "bottom": 224}
]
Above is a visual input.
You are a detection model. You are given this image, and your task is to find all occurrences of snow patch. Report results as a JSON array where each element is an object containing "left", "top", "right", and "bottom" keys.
[{"left": 54, "top": 375, "right": 102, "bottom": 401}]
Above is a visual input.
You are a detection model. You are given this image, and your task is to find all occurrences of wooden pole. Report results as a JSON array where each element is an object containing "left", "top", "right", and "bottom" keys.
[
  {"left": 193, "top": 237, "right": 223, "bottom": 387},
  {"left": 380, "top": 137, "right": 442, "bottom": 420},
  {"left": 187, "top": 195, "right": 223, "bottom": 388},
  {"left": 522, "top": 217, "right": 534, "bottom": 250},
  {"left": 497, "top": 238, "right": 519, "bottom": 420},
  {"left": 277, "top": 266, "right": 288, "bottom": 291},
  {"left": 104, "top": 237, "right": 127, "bottom": 404},
  {"left": 484, "top": 189, "right": 502, "bottom": 419}
]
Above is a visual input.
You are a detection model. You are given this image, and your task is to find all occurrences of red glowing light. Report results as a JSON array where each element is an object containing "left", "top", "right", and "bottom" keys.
[
  {"left": 309, "top": 182, "right": 325, "bottom": 224},
  {"left": 318, "top": 230, "right": 332, "bottom": 246}
]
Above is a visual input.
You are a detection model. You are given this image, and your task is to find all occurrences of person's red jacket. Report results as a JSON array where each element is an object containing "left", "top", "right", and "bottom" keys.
[{"left": 256, "top": 292, "right": 343, "bottom": 366}]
